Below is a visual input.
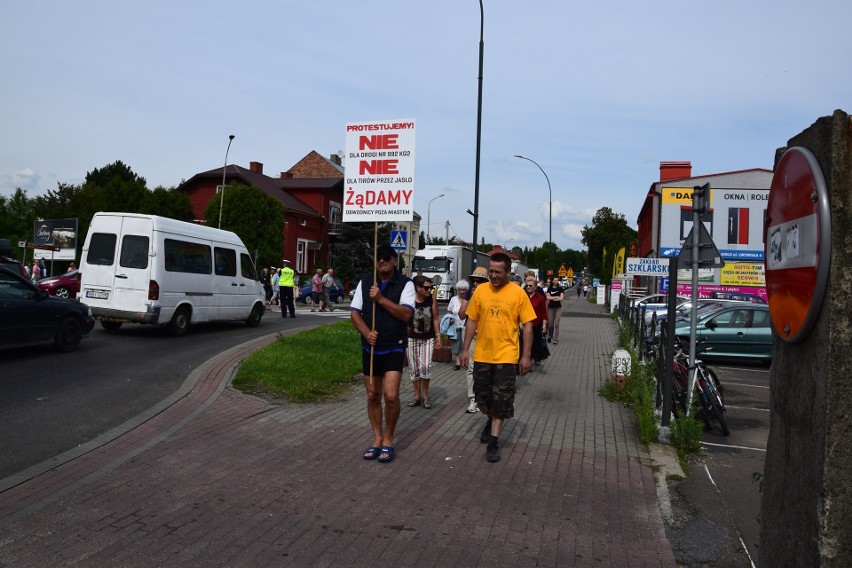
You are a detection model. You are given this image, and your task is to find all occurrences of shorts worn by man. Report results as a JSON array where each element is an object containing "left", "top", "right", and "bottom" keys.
[
  {"left": 350, "top": 244, "right": 415, "bottom": 464},
  {"left": 460, "top": 252, "right": 536, "bottom": 463}
]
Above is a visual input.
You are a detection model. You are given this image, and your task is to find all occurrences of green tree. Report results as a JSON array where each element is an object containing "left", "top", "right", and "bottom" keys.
[
  {"left": 143, "top": 186, "right": 194, "bottom": 220},
  {"left": 80, "top": 161, "right": 150, "bottom": 214},
  {"left": 561, "top": 248, "right": 588, "bottom": 277},
  {"left": 580, "top": 207, "right": 637, "bottom": 284},
  {"left": 203, "top": 182, "right": 284, "bottom": 269},
  {"left": 334, "top": 222, "right": 393, "bottom": 283},
  {"left": 0, "top": 188, "right": 36, "bottom": 260}
]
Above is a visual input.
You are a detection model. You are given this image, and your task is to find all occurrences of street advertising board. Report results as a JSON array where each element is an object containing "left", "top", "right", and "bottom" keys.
[
  {"left": 32, "top": 218, "right": 78, "bottom": 261},
  {"left": 765, "top": 147, "right": 831, "bottom": 343},
  {"left": 343, "top": 119, "right": 415, "bottom": 222},
  {"left": 674, "top": 283, "right": 767, "bottom": 302},
  {"left": 720, "top": 262, "right": 765, "bottom": 287},
  {"left": 626, "top": 257, "right": 669, "bottom": 276},
  {"left": 658, "top": 187, "right": 768, "bottom": 261},
  {"left": 610, "top": 279, "right": 623, "bottom": 313}
]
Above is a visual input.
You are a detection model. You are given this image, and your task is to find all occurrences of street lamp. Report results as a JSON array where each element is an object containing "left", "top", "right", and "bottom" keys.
[
  {"left": 427, "top": 193, "right": 445, "bottom": 243},
  {"left": 470, "top": 0, "right": 484, "bottom": 270},
  {"left": 217, "top": 134, "right": 236, "bottom": 229},
  {"left": 515, "top": 154, "right": 552, "bottom": 272}
]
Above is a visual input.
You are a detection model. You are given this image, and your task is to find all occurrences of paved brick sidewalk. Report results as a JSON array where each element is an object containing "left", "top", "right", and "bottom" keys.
[{"left": 0, "top": 294, "right": 677, "bottom": 567}]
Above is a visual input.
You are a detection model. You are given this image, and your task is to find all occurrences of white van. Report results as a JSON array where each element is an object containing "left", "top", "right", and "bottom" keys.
[{"left": 79, "top": 212, "right": 266, "bottom": 335}]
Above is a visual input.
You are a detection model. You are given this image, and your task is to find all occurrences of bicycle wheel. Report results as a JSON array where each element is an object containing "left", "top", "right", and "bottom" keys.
[
  {"left": 696, "top": 384, "right": 713, "bottom": 431},
  {"left": 706, "top": 367, "right": 724, "bottom": 404},
  {"left": 671, "top": 375, "right": 688, "bottom": 417},
  {"left": 706, "top": 385, "right": 730, "bottom": 436}
]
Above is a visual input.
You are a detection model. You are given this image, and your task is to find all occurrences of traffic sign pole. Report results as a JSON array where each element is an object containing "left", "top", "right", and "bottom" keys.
[{"left": 686, "top": 194, "right": 701, "bottom": 409}]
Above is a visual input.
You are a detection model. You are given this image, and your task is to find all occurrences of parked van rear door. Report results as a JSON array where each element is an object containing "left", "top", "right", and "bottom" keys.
[
  {"left": 82, "top": 215, "right": 152, "bottom": 314},
  {"left": 113, "top": 216, "right": 153, "bottom": 312}
]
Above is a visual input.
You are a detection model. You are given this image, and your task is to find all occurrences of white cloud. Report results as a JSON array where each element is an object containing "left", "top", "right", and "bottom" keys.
[{"left": 1, "top": 168, "right": 41, "bottom": 193}]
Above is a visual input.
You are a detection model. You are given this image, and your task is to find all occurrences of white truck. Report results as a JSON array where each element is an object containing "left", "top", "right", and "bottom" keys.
[
  {"left": 79, "top": 212, "right": 266, "bottom": 335},
  {"left": 411, "top": 245, "right": 490, "bottom": 300}
]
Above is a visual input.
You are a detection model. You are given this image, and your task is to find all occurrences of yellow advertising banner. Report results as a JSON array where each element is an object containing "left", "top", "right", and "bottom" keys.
[
  {"left": 720, "top": 262, "right": 765, "bottom": 286},
  {"left": 611, "top": 247, "right": 625, "bottom": 279},
  {"left": 660, "top": 186, "right": 715, "bottom": 206}
]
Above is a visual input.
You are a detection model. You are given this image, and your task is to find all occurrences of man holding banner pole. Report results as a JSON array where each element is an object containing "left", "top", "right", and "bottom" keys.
[
  {"left": 344, "top": 118, "right": 417, "bottom": 463},
  {"left": 350, "top": 244, "right": 415, "bottom": 463}
]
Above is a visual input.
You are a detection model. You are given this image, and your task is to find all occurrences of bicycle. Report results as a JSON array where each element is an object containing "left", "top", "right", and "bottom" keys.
[{"left": 671, "top": 339, "right": 729, "bottom": 436}]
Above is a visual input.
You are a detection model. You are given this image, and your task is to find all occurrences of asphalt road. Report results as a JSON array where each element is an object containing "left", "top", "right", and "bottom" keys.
[
  {"left": 667, "top": 362, "right": 770, "bottom": 567},
  {"left": 0, "top": 307, "right": 348, "bottom": 480}
]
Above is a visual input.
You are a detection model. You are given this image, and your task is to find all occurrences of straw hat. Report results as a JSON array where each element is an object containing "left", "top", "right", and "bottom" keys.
[{"left": 469, "top": 266, "right": 488, "bottom": 281}]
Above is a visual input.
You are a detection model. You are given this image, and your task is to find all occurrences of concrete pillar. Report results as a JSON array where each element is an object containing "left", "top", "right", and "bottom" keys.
[{"left": 759, "top": 110, "right": 852, "bottom": 566}]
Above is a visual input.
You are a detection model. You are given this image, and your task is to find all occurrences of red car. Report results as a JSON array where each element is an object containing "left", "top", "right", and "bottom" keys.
[{"left": 37, "top": 269, "right": 82, "bottom": 299}]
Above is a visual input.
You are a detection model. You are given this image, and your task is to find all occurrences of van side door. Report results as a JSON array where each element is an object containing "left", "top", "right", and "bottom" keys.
[
  {"left": 237, "top": 252, "right": 262, "bottom": 317},
  {"left": 212, "top": 246, "right": 239, "bottom": 319}
]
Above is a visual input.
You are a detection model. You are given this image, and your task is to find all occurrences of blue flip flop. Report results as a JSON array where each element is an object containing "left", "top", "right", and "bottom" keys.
[
  {"left": 377, "top": 445, "right": 395, "bottom": 463},
  {"left": 363, "top": 446, "right": 381, "bottom": 460}
]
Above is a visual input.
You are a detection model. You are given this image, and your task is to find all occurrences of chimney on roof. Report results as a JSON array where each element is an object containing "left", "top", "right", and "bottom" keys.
[
  {"left": 659, "top": 161, "right": 691, "bottom": 181},
  {"left": 280, "top": 172, "right": 294, "bottom": 179},
  {"left": 250, "top": 161, "right": 263, "bottom": 174},
  {"left": 329, "top": 154, "right": 342, "bottom": 166}
]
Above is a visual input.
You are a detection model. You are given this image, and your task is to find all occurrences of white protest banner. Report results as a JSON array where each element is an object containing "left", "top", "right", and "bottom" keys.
[
  {"left": 625, "top": 257, "right": 670, "bottom": 276},
  {"left": 343, "top": 119, "right": 415, "bottom": 222}
]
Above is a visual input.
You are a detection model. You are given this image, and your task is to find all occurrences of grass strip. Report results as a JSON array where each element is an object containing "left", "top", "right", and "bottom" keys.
[{"left": 233, "top": 321, "right": 362, "bottom": 402}]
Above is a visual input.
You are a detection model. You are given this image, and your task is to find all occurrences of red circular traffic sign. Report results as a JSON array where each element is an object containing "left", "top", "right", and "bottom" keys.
[{"left": 764, "top": 147, "right": 831, "bottom": 343}]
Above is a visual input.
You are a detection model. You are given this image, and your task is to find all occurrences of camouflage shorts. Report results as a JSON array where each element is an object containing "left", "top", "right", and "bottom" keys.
[{"left": 472, "top": 362, "right": 517, "bottom": 419}]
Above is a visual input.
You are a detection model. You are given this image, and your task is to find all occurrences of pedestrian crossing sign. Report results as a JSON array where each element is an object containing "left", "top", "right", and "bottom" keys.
[{"left": 390, "top": 230, "right": 407, "bottom": 251}]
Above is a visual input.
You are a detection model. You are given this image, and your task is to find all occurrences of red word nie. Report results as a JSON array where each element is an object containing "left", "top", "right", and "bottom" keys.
[
  {"left": 360, "top": 160, "right": 399, "bottom": 175},
  {"left": 359, "top": 134, "right": 399, "bottom": 150}
]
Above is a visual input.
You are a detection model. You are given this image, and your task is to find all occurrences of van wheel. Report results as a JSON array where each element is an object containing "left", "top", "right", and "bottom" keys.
[
  {"left": 167, "top": 307, "right": 191, "bottom": 336},
  {"left": 246, "top": 305, "right": 263, "bottom": 327},
  {"left": 101, "top": 320, "right": 123, "bottom": 332},
  {"left": 54, "top": 317, "right": 83, "bottom": 352}
]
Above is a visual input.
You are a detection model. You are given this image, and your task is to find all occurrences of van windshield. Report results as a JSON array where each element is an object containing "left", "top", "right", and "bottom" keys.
[{"left": 412, "top": 258, "right": 449, "bottom": 272}]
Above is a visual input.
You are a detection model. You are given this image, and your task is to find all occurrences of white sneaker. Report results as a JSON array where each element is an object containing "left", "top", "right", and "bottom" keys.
[{"left": 466, "top": 398, "right": 479, "bottom": 413}]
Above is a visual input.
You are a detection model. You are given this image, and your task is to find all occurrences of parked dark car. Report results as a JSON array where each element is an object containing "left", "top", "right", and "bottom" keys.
[
  {"left": 674, "top": 303, "right": 772, "bottom": 363},
  {"left": 0, "top": 238, "right": 28, "bottom": 278},
  {"left": 37, "top": 269, "right": 82, "bottom": 299},
  {"left": 297, "top": 277, "right": 345, "bottom": 305},
  {"left": 0, "top": 266, "right": 95, "bottom": 352}
]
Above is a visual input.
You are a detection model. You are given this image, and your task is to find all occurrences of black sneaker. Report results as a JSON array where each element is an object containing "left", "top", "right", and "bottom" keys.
[
  {"left": 480, "top": 419, "right": 492, "bottom": 444},
  {"left": 486, "top": 444, "right": 501, "bottom": 463}
]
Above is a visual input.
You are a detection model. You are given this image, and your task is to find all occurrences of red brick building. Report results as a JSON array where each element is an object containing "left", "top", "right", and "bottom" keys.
[{"left": 180, "top": 151, "right": 343, "bottom": 275}]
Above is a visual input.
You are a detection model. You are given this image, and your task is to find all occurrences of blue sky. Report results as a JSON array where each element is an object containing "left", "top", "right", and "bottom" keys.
[{"left": 2, "top": 1, "right": 850, "bottom": 251}]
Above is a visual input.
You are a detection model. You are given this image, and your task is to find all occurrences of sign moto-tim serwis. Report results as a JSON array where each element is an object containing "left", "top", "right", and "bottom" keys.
[
  {"left": 343, "top": 119, "right": 415, "bottom": 223},
  {"left": 765, "top": 146, "right": 831, "bottom": 343}
]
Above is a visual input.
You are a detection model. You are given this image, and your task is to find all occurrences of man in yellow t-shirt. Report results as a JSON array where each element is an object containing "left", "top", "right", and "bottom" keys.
[{"left": 460, "top": 252, "right": 536, "bottom": 463}]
